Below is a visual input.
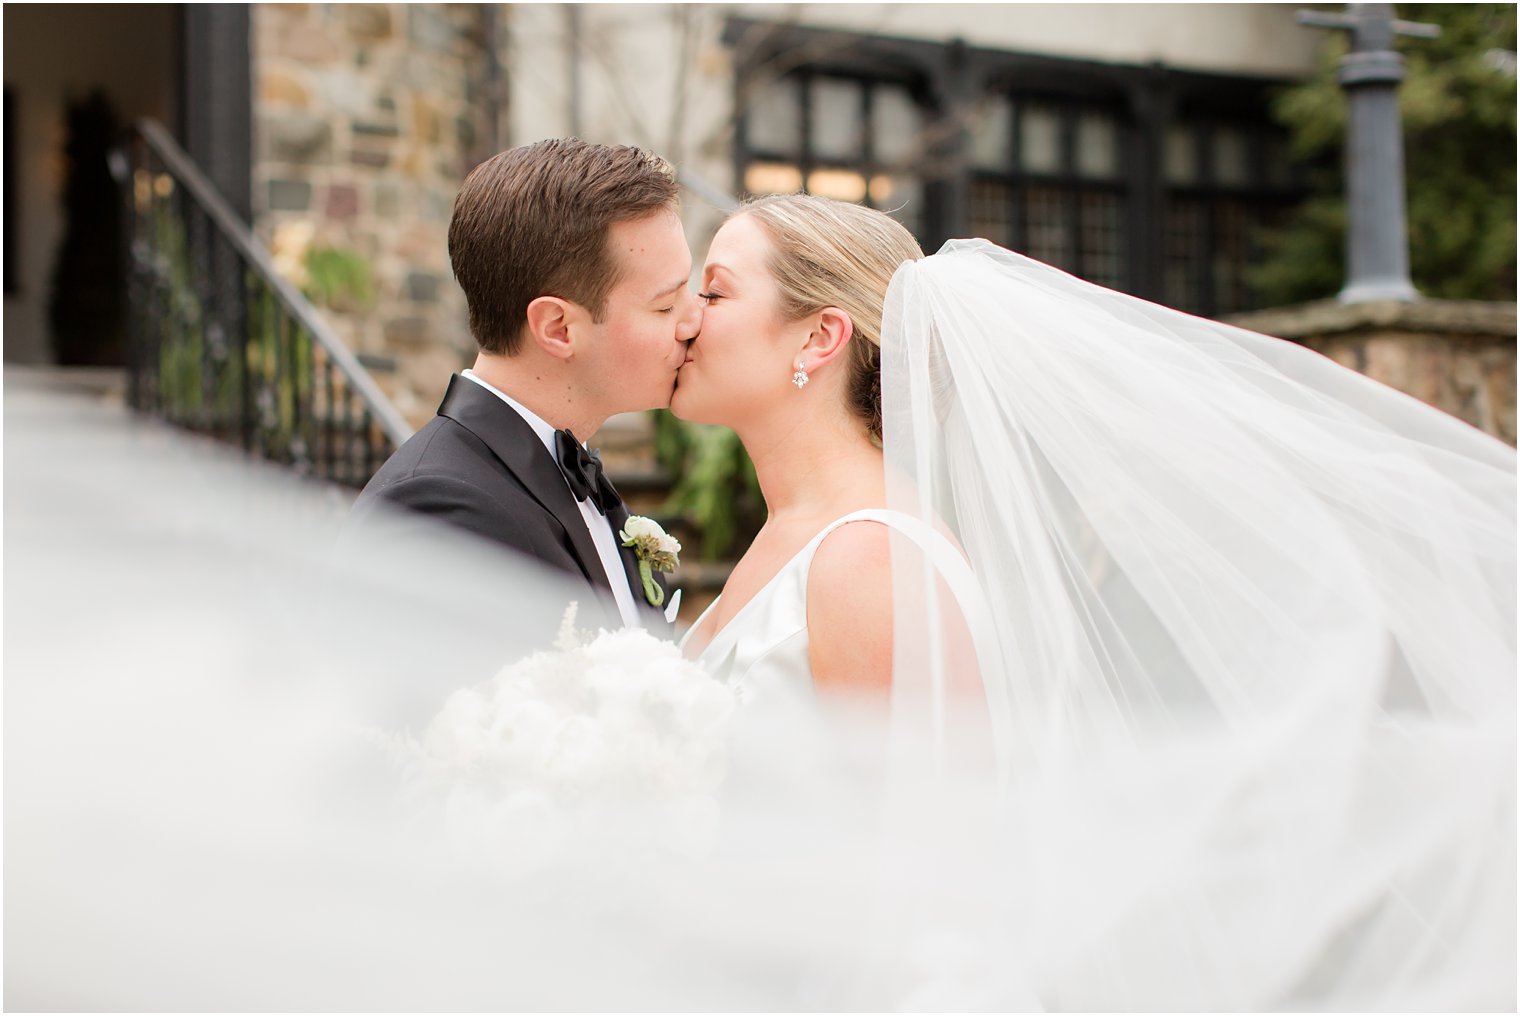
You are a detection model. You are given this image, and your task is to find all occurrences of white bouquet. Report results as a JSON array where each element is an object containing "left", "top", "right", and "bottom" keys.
[{"left": 394, "top": 605, "right": 737, "bottom": 865}]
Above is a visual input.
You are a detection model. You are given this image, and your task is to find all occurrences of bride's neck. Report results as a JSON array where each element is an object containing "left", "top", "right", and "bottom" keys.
[{"left": 740, "top": 406, "right": 883, "bottom": 521}]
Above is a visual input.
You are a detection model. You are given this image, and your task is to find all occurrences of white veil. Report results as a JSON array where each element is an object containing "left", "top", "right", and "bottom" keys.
[
  {"left": 6, "top": 239, "right": 1514, "bottom": 1008},
  {"left": 880, "top": 240, "right": 1516, "bottom": 1007}
]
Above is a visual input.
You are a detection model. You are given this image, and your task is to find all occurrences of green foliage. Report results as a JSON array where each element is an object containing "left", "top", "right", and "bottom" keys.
[
  {"left": 304, "top": 245, "right": 376, "bottom": 312},
  {"left": 651, "top": 409, "right": 764, "bottom": 560},
  {"left": 151, "top": 204, "right": 240, "bottom": 417},
  {"left": 146, "top": 201, "right": 317, "bottom": 457},
  {"left": 1256, "top": 3, "right": 1517, "bottom": 305}
]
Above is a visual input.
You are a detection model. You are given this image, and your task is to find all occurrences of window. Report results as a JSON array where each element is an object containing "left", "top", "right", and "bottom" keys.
[
  {"left": 967, "top": 95, "right": 1128, "bottom": 289},
  {"left": 725, "top": 17, "right": 1305, "bottom": 317},
  {"left": 738, "top": 71, "right": 928, "bottom": 238},
  {"left": 1162, "top": 119, "right": 1297, "bottom": 315}
]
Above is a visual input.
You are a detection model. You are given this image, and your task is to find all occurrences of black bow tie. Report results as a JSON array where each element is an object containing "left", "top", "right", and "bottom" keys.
[{"left": 555, "top": 428, "right": 621, "bottom": 515}]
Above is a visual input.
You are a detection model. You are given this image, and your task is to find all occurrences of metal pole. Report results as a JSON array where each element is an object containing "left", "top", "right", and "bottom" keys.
[
  {"left": 1338, "top": 4, "right": 1417, "bottom": 301},
  {"left": 1299, "top": 4, "right": 1439, "bottom": 303}
]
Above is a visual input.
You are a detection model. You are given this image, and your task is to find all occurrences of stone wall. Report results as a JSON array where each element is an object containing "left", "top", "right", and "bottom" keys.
[
  {"left": 252, "top": 3, "right": 501, "bottom": 425},
  {"left": 1226, "top": 300, "right": 1518, "bottom": 446}
]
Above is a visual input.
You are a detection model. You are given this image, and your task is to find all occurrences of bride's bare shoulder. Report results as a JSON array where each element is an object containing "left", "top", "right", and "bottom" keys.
[
  {"left": 812, "top": 517, "right": 894, "bottom": 573},
  {"left": 806, "top": 520, "right": 894, "bottom": 692}
]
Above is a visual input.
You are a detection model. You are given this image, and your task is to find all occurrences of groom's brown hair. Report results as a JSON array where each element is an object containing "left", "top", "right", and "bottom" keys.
[{"left": 449, "top": 139, "right": 679, "bottom": 356}]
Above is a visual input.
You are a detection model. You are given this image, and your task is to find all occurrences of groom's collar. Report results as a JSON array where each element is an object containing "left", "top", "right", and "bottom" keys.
[
  {"left": 460, "top": 369, "right": 559, "bottom": 459},
  {"left": 436, "top": 374, "right": 607, "bottom": 590},
  {"left": 436, "top": 374, "right": 560, "bottom": 493}
]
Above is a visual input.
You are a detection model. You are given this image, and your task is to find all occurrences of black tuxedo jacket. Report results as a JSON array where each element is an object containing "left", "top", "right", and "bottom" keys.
[{"left": 347, "top": 374, "right": 673, "bottom": 635}]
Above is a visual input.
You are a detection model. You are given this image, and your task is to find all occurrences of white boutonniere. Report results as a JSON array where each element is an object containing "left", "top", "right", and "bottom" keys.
[{"left": 620, "top": 515, "right": 681, "bottom": 607}]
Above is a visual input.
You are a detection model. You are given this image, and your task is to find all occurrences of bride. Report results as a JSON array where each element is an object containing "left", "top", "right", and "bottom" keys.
[
  {"left": 673, "top": 196, "right": 929, "bottom": 695},
  {"left": 670, "top": 192, "right": 1515, "bottom": 1005}
]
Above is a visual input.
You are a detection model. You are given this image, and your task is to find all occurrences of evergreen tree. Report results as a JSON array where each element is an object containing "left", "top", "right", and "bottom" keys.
[{"left": 1255, "top": 4, "right": 1516, "bottom": 305}]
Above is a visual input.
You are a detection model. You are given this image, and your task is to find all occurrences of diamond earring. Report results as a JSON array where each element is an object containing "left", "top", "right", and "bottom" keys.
[{"left": 792, "top": 362, "right": 810, "bottom": 390}]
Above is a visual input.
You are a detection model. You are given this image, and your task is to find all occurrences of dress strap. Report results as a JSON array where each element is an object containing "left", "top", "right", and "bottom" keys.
[
  {"left": 806, "top": 509, "right": 964, "bottom": 572},
  {"left": 805, "top": 509, "right": 980, "bottom": 601},
  {"left": 805, "top": 509, "right": 1011, "bottom": 778}
]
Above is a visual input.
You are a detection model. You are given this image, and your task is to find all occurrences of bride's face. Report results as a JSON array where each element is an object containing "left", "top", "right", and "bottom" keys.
[{"left": 670, "top": 214, "right": 806, "bottom": 428}]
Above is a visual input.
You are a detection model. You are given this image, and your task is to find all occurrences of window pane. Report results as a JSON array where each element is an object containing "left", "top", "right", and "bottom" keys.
[
  {"left": 1075, "top": 110, "right": 1119, "bottom": 180},
  {"left": 811, "top": 77, "right": 864, "bottom": 162},
  {"left": 1023, "top": 186, "right": 1070, "bottom": 268},
  {"left": 1212, "top": 200, "right": 1249, "bottom": 313},
  {"left": 1261, "top": 133, "right": 1291, "bottom": 189},
  {"left": 1079, "top": 190, "right": 1125, "bottom": 289},
  {"left": 868, "top": 172, "right": 915, "bottom": 208},
  {"left": 1164, "top": 124, "right": 1196, "bottom": 186},
  {"left": 806, "top": 167, "right": 867, "bottom": 202},
  {"left": 744, "top": 161, "right": 803, "bottom": 196},
  {"left": 872, "top": 84, "right": 921, "bottom": 167},
  {"left": 744, "top": 76, "right": 802, "bottom": 159},
  {"left": 1165, "top": 198, "right": 1205, "bottom": 311},
  {"left": 880, "top": 175, "right": 923, "bottom": 237},
  {"left": 970, "top": 179, "right": 1012, "bottom": 248},
  {"left": 1213, "top": 127, "right": 1249, "bottom": 188},
  {"left": 1018, "top": 102, "right": 1062, "bottom": 175},
  {"left": 970, "top": 95, "right": 1012, "bottom": 171}
]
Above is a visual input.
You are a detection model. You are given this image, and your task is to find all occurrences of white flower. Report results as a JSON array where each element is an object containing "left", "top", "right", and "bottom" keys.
[
  {"left": 394, "top": 606, "right": 736, "bottom": 864},
  {"left": 621, "top": 516, "right": 663, "bottom": 541},
  {"left": 618, "top": 516, "right": 681, "bottom": 606},
  {"left": 620, "top": 515, "right": 681, "bottom": 561}
]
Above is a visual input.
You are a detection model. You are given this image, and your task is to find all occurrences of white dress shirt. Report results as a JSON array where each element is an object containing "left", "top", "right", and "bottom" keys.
[{"left": 461, "top": 370, "right": 642, "bottom": 628}]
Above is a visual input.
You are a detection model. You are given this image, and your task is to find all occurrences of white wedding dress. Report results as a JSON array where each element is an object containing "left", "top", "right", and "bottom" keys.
[{"left": 681, "top": 508, "right": 992, "bottom": 703}]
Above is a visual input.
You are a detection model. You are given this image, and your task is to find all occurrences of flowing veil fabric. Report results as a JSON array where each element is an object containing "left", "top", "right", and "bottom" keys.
[
  {"left": 7, "top": 263, "right": 1515, "bottom": 1010},
  {"left": 879, "top": 241, "right": 1516, "bottom": 1008}
]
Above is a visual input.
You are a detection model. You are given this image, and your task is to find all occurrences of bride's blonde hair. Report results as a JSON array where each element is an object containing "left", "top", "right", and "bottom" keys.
[{"left": 738, "top": 194, "right": 924, "bottom": 441}]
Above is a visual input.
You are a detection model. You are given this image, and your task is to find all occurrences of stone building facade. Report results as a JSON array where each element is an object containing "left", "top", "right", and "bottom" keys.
[
  {"left": 244, "top": 3, "right": 1334, "bottom": 428},
  {"left": 8, "top": 4, "right": 1510, "bottom": 446},
  {"left": 252, "top": 3, "right": 503, "bottom": 423}
]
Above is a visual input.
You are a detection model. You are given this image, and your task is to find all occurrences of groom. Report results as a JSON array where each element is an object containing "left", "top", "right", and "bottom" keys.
[{"left": 348, "top": 139, "right": 701, "bottom": 633}]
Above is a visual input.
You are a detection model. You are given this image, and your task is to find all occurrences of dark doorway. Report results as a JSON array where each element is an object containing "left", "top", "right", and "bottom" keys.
[
  {"left": 3, "top": 4, "right": 181, "bottom": 365},
  {"left": 49, "top": 90, "right": 125, "bottom": 366}
]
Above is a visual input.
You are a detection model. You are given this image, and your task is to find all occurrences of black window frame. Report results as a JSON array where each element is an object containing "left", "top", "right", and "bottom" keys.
[
  {"left": 966, "top": 89, "right": 1135, "bottom": 289},
  {"left": 725, "top": 16, "right": 1306, "bottom": 316},
  {"left": 1161, "top": 111, "right": 1302, "bottom": 316},
  {"left": 733, "top": 61, "right": 941, "bottom": 240}
]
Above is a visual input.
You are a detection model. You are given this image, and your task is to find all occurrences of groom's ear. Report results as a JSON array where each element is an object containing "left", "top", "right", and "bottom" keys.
[
  {"left": 797, "top": 307, "right": 855, "bottom": 370},
  {"left": 524, "top": 296, "right": 578, "bottom": 361}
]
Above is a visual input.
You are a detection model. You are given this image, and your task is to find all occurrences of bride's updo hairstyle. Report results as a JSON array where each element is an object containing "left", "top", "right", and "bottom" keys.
[{"left": 739, "top": 194, "right": 923, "bottom": 441}]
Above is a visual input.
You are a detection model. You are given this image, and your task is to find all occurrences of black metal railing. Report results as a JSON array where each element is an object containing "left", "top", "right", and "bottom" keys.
[{"left": 113, "top": 118, "right": 412, "bottom": 487}]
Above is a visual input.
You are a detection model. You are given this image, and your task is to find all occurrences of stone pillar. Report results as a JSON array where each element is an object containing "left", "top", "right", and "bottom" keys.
[{"left": 1227, "top": 299, "right": 1517, "bottom": 445}]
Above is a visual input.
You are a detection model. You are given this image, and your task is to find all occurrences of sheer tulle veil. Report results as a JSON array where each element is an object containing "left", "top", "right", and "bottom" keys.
[
  {"left": 6, "top": 235, "right": 1514, "bottom": 1007},
  {"left": 879, "top": 239, "right": 1516, "bottom": 1006}
]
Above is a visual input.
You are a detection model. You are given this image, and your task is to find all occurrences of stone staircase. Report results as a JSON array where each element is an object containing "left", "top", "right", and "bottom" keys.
[{"left": 8, "top": 365, "right": 130, "bottom": 403}]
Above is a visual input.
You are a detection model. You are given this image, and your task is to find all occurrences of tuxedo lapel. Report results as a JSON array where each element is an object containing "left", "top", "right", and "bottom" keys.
[{"left": 436, "top": 375, "right": 612, "bottom": 597}]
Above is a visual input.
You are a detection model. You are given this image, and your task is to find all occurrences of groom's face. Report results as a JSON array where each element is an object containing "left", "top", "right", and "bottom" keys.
[{"left": 577, "top": 209, "right": 701, "bottom": 414}]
